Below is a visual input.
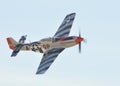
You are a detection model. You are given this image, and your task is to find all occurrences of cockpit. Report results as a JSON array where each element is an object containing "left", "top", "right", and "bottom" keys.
[
  {"left": 53, "top": 36, "right": 75, "bottom": 42},
  {"left": 40, "top": 37, "right": 53, "bottom": 42},
  {"left": 40, "top": 36, "right": 75, "bottom": 43}
]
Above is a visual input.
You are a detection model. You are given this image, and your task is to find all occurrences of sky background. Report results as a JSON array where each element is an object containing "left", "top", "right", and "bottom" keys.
[{"left": 0, "top": 0, "right": 120, "bottom": 86}]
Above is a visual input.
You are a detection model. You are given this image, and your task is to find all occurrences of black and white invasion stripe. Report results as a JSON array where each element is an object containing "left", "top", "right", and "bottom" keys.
[
  {"left": 54, "top": 13, "right": 76, "bottom": 38},
  {"left": 36, "top": 48, "right": 64, "bottom": 74},
  {"left": 11, "top": 44, "right": 23, "bottom": 57}
]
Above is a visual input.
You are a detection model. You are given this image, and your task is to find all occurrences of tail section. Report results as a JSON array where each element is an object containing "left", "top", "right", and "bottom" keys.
[
  {"left": 7, "top": 36, "right": 26, "bottom": 57},
  {"left": 6, "top": 37, "right": 18, "bottom": 50}
]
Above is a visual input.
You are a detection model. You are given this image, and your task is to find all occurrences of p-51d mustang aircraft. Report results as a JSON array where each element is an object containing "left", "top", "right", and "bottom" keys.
[{"left": 6, "top": 13, "right": 84, "bottom": 74}]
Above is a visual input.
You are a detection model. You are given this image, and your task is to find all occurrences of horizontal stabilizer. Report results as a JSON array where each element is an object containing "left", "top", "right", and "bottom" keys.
[
  {"left": 6, "top": 37, "right": 24, "bottom": 57},
  {"left": 19, "top": 35, "right": 27, "bottom": 43},
  {"left": 11, "top": 44, "right": 23, "bottom": 57}
]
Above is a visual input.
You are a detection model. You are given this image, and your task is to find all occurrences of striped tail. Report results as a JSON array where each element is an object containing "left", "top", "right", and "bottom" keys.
[{"left": 6, "top": 37, "right": 18, "bottom": 50}]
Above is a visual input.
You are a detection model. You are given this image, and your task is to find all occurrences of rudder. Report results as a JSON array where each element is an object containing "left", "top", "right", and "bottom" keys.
[{"left": 6, "top": 37, "right": 18, "bottom": 50}]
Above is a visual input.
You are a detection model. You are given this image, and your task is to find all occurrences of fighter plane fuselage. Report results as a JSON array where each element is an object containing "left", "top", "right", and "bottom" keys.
[
  {"left": 26, "top": 36, "right": 83, "bottom": 53},
  {"left": 6, "top": 13, "right": 85, "bottom": 74}
]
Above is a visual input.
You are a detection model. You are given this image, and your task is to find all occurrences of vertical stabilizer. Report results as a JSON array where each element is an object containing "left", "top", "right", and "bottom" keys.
[{"left": 6, "top": 37, "right": 18, "bottom": 50}]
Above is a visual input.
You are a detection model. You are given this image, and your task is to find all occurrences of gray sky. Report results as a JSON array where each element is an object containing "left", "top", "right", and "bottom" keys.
[{"left": 0, "top": 0, "right": 120, "bottom": 86}]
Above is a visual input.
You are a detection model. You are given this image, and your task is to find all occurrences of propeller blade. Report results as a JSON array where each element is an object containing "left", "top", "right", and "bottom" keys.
[
  {"left": 79, "top": 30, "right": 81, "bottom": 37},
  {"left": 79, "top": 43, "right": 81, "bottom": 53},
  {"left": 78, "top": 29, "right": 81, "bottom": 53}
]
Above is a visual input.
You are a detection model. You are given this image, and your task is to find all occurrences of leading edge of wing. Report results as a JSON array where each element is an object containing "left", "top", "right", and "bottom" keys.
[
  {"left": 36, "top": 48, "right": 64, "bottom": 74},
  {"left": 54, "top": 13, "right": 76, "bottom": 38}
]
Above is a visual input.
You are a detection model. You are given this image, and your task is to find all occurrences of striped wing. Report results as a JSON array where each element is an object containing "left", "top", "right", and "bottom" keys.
[
  {"left": 54, "top": 13, "right": 76, "bottom": 38},
  {"left": 36, "top": 48, "right": 64, "bottom": 74}
]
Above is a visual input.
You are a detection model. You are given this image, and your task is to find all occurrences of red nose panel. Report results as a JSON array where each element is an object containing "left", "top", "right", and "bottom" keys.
[{"left": 75, "top": 37, "right": 83, "bottom": 44}]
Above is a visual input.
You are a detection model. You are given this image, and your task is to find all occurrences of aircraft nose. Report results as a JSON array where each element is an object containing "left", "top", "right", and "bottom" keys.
[{"left": 75, "top": 37, "right": 84, "bottom": 44}]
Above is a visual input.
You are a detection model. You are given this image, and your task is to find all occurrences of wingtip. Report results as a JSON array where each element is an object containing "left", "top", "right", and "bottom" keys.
[
  {"left": 36, "top": 71, "right": 45, "bottom": 75},
  {"left": 66, "top": 13, "right": 76, "bottom": 18},
  {"left": 11, "top": 55, "right": 15, "bottom": 57},
  {"left": 68, "top": 12, "right": 76, "bottom": 16},
  {"left": 72, "top": 12, "right": 76, "bottom": 14}
]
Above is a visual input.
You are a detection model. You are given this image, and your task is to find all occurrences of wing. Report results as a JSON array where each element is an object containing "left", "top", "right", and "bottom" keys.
[
  {"left": 36, "top": 48, "right": 64, "bottom": 74},
  {"left": 54, "top": 13, "right": 76, "bottom": 38}
]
